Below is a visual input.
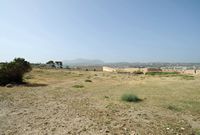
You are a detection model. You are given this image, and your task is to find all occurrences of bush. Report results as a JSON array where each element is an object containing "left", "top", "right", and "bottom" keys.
[
  {"left": 121, "top": 94, "right": 142, "bottom": 102},
  {"left": 0, "top": 58, "right": 32, "bottom": 86}
]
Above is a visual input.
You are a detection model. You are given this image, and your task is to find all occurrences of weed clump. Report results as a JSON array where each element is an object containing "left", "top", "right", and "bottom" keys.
[
  {"left": 73, "top": 85, "right": 84, "bottom": 88},
  {"left": 85, "top": 79, "right": 92, "bottom": 82},
  {"left": 104, "top": 96, "right": 109, "bottom": 99},
  {"left": 121, "top": 94, "right": 142, "bottom": 102}
]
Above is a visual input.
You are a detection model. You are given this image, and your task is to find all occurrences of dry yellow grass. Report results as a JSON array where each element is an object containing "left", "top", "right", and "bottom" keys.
[{"left": 0, "top": 68, "right": 200, "bottom": 135}]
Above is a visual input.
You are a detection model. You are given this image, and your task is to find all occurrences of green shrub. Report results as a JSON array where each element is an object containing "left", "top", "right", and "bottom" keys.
[
  {"left": 72, "top": 85, "right": 84, "bottom": 88},
  {"left": 121, "top": 94, "right": 142, "bottom": 102},
  {"left": 0, "top": 58, "right": 32, "bottom": 86},
  {"left": 85, "top": 79, "right": 92, "bottom": 82}
]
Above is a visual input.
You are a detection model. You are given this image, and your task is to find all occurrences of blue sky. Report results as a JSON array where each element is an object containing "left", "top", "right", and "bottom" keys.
[{"left": 0, "top": 0, "right": 200, "bottom": 63}]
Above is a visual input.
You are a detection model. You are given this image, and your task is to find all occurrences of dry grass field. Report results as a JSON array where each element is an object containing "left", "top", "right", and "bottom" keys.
[{"left": 0, "top": 68, "right": 200, "bottom": 135}]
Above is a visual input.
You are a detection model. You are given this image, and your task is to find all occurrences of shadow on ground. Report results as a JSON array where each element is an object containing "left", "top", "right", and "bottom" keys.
[
  {"left": 23, "top": 83, "right": 48, "bottom": 87},
  {"left": 0, "top": 83, "right": 48, "bottom": 88}
]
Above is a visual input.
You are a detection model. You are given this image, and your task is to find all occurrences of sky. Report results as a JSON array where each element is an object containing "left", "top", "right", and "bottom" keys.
[{"left": 0, "top": 0, "right": 200, "bottom": 63}]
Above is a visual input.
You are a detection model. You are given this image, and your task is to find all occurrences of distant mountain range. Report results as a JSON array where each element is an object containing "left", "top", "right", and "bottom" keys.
[{"left": 63, "top": 59, "right": 104, "bottom": 66}]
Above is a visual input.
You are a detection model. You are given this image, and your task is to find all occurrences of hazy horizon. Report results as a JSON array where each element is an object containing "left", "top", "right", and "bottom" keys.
[
  {"left": 1, "top": 0, "right": 200, "bottom": 63},
  {"left": 2, "top": 58, "right": 200, "bottom": 64}
]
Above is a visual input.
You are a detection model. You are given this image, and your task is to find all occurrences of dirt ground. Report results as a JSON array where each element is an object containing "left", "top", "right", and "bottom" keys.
[{"left": 0, "top": 69, "right": 200, "bottom": 135}]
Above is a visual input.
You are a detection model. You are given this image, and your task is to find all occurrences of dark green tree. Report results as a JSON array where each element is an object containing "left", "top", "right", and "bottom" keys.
[
  {"left": 46, "top": 60, "right": 55, "bottom": 67},
  {"left": 0, "top": 58, "right": 32, "bottom": 85}
]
